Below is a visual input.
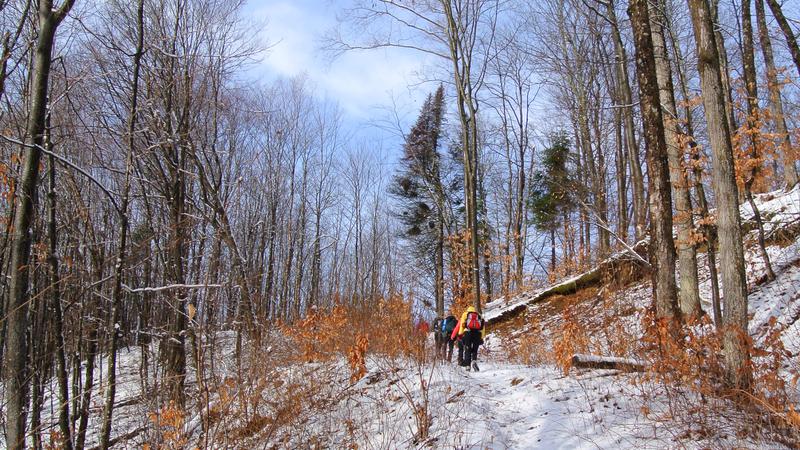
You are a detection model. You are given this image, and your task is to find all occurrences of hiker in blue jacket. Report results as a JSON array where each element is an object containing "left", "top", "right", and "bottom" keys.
[{"left": 439, "top": 314, "right": 458, "bottom": 362}]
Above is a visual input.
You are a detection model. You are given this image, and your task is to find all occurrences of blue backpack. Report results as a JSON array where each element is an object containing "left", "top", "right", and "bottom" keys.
[{"left": 442, "top": 315, "right": 457, "bottom": 337}]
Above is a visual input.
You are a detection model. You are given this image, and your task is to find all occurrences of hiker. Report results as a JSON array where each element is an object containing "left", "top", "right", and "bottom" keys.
[
  {"left": 440, "top": 314, "right": 458, "bottom": 362},
  {"left": 415, "top": 319, "right": 430, "bottom": 334},
  {"left": 432, "top": 316, "right": 444, "bottom": 358},
  {"left": 456, "top": 306, "right": 485, "bottom": 371},
  {"left": 450, "top": 319, "right": 464, "bottom": 365}
]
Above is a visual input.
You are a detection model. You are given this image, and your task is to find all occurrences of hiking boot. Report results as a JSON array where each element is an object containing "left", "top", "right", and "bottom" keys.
[
  {"left": 465, "top": 364, "right": 471, "bottom": 372},
  {"left": 471, "top": 361, "right": 479, "bottom": 372}
]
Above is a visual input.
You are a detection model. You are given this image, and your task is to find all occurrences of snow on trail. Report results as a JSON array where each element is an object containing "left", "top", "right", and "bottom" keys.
[{"left": 349, "top": 356, "right": 671, "bottom": 450}]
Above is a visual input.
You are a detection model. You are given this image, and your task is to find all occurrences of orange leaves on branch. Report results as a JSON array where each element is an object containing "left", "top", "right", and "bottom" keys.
[
  {"left": 148, "top": 401, "right": 189, "bottom": 449},
  {"left": 553, "top": 306, "right": 591, "bottom": 375},
  {"left": 283, "top": 294, "right": 422, "bottom": 366},
  {"left": 447, "top": 229, "right": 474, "bottom": 312},
  {"left": 676, "top": 94, "right": 703, "bottom": 110},
  {"left": 733, "top": 107, "right": 778, "bottom": 192},
  {"left": 0, "top": 161, "right": 15, "bottom": 206},
  {"left": 347, "top": 333, "right": 369, "bottom": 382}
]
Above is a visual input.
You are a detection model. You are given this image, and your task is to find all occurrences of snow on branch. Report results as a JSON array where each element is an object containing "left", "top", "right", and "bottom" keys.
[
  {"left": 1, "top": 135, "right": 122, "bottom": 214},
  {"left": 122, "top": 283, "right": 224, "bottom": 293}
]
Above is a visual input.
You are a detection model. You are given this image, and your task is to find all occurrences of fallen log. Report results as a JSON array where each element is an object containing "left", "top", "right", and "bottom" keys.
[
  {"left": 485, "top": 240, "right": 649, "bottom": 326},
  {"left": 571, "top": 353, "right": 645, "bottom": 372}
]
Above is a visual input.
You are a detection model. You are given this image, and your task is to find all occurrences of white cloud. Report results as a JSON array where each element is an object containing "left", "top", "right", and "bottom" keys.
[{"left": 247, "top": 0, "right": 433, "bottom": 121}]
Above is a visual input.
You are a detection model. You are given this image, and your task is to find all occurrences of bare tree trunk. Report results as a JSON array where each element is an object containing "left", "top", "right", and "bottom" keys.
[
  {"left": 607, "top": 0, "right": 646, "bottom": 240},
  {"left": 280, "top": 156, "right": 298, "bottom": 316},
  {"left": 441, "top": 0, "right": 484, "bottom": 311},
  {"left": 688, "top": 0, "right": 752, "bottom": 390},
  {"left": 711, "top": 0, "right": 738, "bottom": 136},
  {"left": 629, "top": 0, "right": 680, "bottom": 320},
  {"left": 741, "top": 0, "right": 776, "bottom": 282},
  {"left": 293, "top": 160, "right": 310, "bottom": 318},
  {"left": 550, "top": 228, "right": 556, "bottom": 274},
  {"left": 163, "top": 167, "right": 188, "bottom": 405},
  {"left": 265, "top": 197, "right": 278, "bottom": 317},
  {"left": 310, "top": 208, "right": 322, "bottom": 309},
  {"left": 614, "top": 109, "right": 629, "bottom": 244},
  {"left": 755, "top": 0, "right": 798, "bottom": 189},
  {"left": 99, "top": 0, "right": 143, "bottom": 445},
  {"left": 764, "top": 0, "right": 800, "bottom": 79},
  {"left": 436, "top": 218, "right": 445, "bottom": 315},
  {"left": 651, "top": 0, "right": 702, "bottom": 317},
  {"left": 75, "top": 327, "right": 97, "bottom": 450},
  {"left": 46, "top": 120, "right": 72, "bottom": 450},
  {"left": 666, "top": 5, "right": 722, "bottom": 325},
  {"left": 3, "top": 2, "right": 74, "bottom": 447}
]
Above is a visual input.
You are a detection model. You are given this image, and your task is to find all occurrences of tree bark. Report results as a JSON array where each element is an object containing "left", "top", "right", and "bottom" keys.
[
  {"left": 613, "top": 108, "right": 629, "bottom": 244},
  {"left": 46, "top": 119, "right": 72, "bottom": 450},
  {"left": 741, "top": 0, "right": 776, "bottom": 282},
  {"left": 439, "top": 0, "right": 487, "bottom": 311},
  {"left": 650, "top": 0, "right": 702, "bottom": 317},
  {"left": 99, "top": 0, "right": 144, "bottom": 445},
  {"left": 710, "top": 0, "right": 739, "bottom": 137},
  {"left": 665, "top": 5, "right": 723, "bottom": 325},
  {"left": 3, "top": 1, "right": 74, "bottom": 448},
  {"left": 755, "top": 0, "right": 798, "bottom": 189},
  {"left": 764, "top": 0, "right": 800, "bottom": 79},
  {"left": 629, "top": 0, "right": 680, "bottom": 320},
  {"left": 571, "top": 353, "right": 645, "bottom": 372},
  {"left": 687, "top": 0, "right": 752, "bottom": 390},
  {"left": 606, "top": 0, "right": 646, "bottom": 241},
  {"left": 75, "top": 327, "right": 97, "bottom": 450}
]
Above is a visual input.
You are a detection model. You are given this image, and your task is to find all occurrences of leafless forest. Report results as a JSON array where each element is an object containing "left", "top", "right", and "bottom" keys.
[{"left": 1, "top": 0, "right": 799, "bottom": 448}]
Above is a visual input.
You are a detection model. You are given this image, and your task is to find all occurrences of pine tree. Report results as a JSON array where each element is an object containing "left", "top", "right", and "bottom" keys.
[
  {"left": 390, "top": 86, "right": 451, "bottom": 316},
  {"left": 529, "top": 132, "right": 573, "bottom": 275}
]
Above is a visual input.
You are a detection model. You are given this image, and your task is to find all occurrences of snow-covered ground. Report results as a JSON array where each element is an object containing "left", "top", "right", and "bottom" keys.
[{"left": 7, "top": 187, "right": 800, "bottom": 449}]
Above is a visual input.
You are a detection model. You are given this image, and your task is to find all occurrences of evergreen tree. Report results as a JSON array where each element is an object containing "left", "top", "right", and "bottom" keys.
[
  {"left": 390, "top": 86, "right": 452, "bottom": 315},
  {"left": 529, "top": 132, "right": 573, "bottom": 274}
]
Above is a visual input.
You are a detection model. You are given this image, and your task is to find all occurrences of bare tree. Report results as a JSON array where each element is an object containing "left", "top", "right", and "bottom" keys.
[
  {"left": 628, "top": 0, "right": 679, "bottom": 320},
  {"left": 329, "top": 0, "right": 498, "bottom": 310},
  {"left": 741, "top": 0, "right": 776, "bottom": 282},
  {"left": 663, "top": 0, "right": 723, "bottom": 325},
  {"left": 687, "top": 0, "right": 752, "bottom": 389},
  {"left": 764, "top": 0, "right": 800, "bottom": 79},
  {"left": 604, "top": 0, "right": 647, "bottom": 241},
  {"left": 3, "top": 1, "right": 75, "bottom": 447},
  {"left": 650, "top": 0, "right": 702, "bottom": 317},
  {"left": 755, "top": 0, "right": 798, "bottom": 189}
]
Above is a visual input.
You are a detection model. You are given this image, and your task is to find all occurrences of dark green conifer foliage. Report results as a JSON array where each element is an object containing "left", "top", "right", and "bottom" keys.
[{"left": 529, "top": 132, "right": 573, "bottom": 272}]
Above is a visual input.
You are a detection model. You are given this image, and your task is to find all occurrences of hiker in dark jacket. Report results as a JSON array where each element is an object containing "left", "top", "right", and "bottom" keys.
[
  {"left": 440, "top": 314, "right": 458, "bottom": 362},
  {"left": 433, "top": 316, "right": 444, "bottom": 358},
  {"left": 456, "top": 306, "right": 485, "bottom": 371}
]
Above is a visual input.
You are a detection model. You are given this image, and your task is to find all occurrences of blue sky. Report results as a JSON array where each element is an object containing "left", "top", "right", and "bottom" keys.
[{"left": 244, "top": 0, "right": 436, "bottom": 147}]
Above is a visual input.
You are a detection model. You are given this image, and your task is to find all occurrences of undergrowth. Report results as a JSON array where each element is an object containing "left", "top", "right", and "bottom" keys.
[
  {"left": 142, "top": 294, "right": 435, "bottom": 448},
  {"left": 508, "top": 280, "right": 800, "bottom": 447}
]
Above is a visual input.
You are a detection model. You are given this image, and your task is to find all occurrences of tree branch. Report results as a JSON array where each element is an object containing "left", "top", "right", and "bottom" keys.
[{"left": 1, "top": 135, "right": 122, "bottom": 214}]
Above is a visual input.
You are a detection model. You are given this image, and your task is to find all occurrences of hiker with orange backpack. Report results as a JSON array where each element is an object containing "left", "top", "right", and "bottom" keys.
[{"left": 456, "top": 306, "right": 485, "bottom": 371}]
